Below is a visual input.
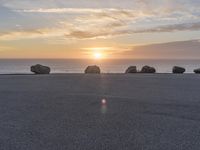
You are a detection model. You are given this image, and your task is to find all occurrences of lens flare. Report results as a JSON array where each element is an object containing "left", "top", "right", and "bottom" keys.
[
  {"left": 101, "top": 99, "right": 107, "bottom": 114},
  {"left": 101, "top": 99, "right": 106, "bottom": 105}
]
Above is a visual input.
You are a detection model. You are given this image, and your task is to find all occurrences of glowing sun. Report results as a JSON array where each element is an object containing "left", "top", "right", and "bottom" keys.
[{"left": 94, "top": 52, "right": 102, "bottom": 59}]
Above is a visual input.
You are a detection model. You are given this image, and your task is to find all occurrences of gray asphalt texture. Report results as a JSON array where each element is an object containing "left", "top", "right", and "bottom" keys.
[{"left": 0, "top": 74, "right": 200, "bottom": 150}]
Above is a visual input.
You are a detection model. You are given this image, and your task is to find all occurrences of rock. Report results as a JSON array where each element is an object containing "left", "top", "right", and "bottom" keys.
[
  {"left": 172, "top": 66, "right": 185, "bottom": 74},
  {"left": 194, "top": 68, "right": 200, "bottom": 74},
  {"left": 140, "top": 66, "right": 156, "bottom": 73},
  {"left": 85, "top": 65, "right": 101, "bottom": 74},
  {"left": 31, "top": 64, "right": 51, "bottom": 74},
  {"left": 125, "top": 66, "right": 137, "bottom": 73}
]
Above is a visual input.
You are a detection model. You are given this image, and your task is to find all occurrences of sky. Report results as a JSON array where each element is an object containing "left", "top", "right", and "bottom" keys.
[{"left": 0, "top": 0, "right": 200, "bottom": 59}]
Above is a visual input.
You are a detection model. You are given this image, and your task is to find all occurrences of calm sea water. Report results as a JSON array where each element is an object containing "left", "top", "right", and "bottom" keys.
[{"left": 0, "top": 59, "right": 199, "bottom": 74}]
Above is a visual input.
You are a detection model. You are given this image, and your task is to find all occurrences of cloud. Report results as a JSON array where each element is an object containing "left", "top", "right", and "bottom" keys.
[
  {"left": 15, "top": 6, "right": 200, "bottom": 23},
  {"left": 119, "top": 22, "right": 200, "bottom": 34},
  {"left": 1, "top": 4, "right": 200, "bottom": 41},
  {"left": 1, "top": 0, "right": 200, "bottom": 42},
  {"left": 0, "top": 28, "right": 65, "bottom": 40},
  {"left": 143, "top": 22, "right": 200, "bottom": 32},
  {"left": 0, "top": 8, "right": 137, "bottom": 40},
  {"left": 120, "top": 39, "right": 200, "bottom": 59},
  {"left": 0, "top": 46, "right": 14, "bottom": 51},
  {"left": 1, "top": 21, "right": 200, "bottom": 41},
  {"left": 17, "top": 8, "right": 118, "bottom": 13},
  {"left": 66, "top": 21, "right": 200, "bottom": 39}
]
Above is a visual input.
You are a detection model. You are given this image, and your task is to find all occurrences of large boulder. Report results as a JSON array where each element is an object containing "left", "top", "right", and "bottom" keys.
[
  {"left": 140, "top": 66, "right": 156, "bottom": 73},
  {"left": 85, "top": 65, "right": 101, "bottom": 74},
  {"left": 172, "top": 66, "right": 185, "bottom": 74},
  {"left": 31, "top": 64, "right": 51, "bottom": 74},
  {"left": 125, "top": 66, "right": 137, "bottom": 73},
  {"left": 194, "top": 68, "right": 200, "bottom": 74}
]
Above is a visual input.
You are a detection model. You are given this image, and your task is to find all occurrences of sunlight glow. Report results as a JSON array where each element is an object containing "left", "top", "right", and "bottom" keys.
[{"left": 94, "top": 52, "right": 102, "bottom": 59}]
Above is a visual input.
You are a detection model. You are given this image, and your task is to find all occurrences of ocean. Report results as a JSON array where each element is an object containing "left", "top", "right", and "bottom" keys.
[{"left": 0, "top": 59, "right": 199, "bottom": 74}]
